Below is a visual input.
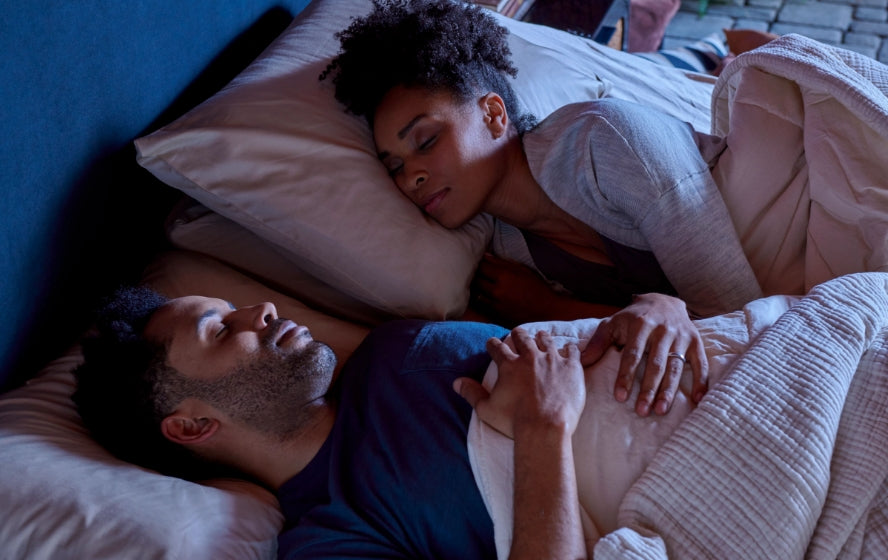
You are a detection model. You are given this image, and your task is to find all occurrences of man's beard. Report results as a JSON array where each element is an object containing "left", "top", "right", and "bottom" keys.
[{"left": 185, "top": 322, "right": 338, "bottom": 440}]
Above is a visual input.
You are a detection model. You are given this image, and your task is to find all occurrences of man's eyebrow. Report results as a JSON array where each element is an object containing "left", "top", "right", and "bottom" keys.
[
  {"left": 377, "top": 114, "right": 426, "bottom": 161},
  {"left": 196, "top": 309, "right": 220, "bottom": 336},
  {"left": 195, "top": 302, "right": 235, "bottom": 335}
]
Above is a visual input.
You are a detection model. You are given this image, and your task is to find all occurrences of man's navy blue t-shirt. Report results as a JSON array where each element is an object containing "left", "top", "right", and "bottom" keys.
[{"left": 277, "top": 320, "right": 508, "bottom": 559}]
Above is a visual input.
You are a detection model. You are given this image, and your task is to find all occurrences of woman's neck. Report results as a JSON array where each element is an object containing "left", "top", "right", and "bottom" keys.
[
  {"left": 483, "top": 134, "right": 609, "bottom": 261},
  {"left": 483, "top": 135, "right": 553, "bottom": 227},
  {"left": 483, "top": 136, "right": 589, "bottom": 239}
]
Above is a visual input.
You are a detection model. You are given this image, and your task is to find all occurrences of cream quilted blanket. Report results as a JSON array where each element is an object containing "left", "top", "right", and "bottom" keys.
[
  {"left": 596, "top": 271, "right": 888, "bottom": 559},
  {"left": 470, "top": 272, "right": 888, "bottom": 559},
  {"left": 599, "top": 38, "right": 888, "bottom": 558},
  {"left": 710, "top": 34, "right": 888, "bottom": 297}
]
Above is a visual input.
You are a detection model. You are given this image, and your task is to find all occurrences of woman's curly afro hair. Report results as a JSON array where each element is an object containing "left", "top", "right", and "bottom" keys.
[{"left": 322, "top": 0, "right": 536, "bottom": 133}]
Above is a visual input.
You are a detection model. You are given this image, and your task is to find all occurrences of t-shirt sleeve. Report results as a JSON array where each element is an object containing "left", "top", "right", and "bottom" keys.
[
  {"left": 528, "top": 100, "right": 762, "bottom": 316},
  {"left": 597, "top": 103, "right": 762, "bottom": 316}
]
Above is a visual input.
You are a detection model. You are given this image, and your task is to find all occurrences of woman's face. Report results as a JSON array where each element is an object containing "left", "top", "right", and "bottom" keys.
[{"left": 373, "top": 85, "right": 507, "bottom": 229}]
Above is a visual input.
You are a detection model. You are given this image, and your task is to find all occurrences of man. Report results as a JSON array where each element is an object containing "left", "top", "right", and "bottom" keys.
[{"left": 73, "top": 286, "right": 589, "bottom": 559}]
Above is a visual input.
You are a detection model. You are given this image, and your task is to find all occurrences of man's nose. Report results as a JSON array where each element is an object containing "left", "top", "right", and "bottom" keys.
[{"left": 235, "top": 302, "right": 278, "bottom": 331}]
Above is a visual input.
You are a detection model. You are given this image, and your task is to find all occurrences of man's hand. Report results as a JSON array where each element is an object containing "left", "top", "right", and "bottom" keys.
[
  {"left": 581, "top": 293, "right": 708, "bottom": 417},
  {"left": 453, "top": 328, "right": 585, "bottom": 439},
  {"left": 455, "top": 327, "right": 589, "bottom": 560}
]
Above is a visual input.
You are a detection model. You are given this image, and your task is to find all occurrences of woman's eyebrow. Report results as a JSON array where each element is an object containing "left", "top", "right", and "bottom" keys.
[
  {"left": 398, "top": 114, "right": 425, "bottom": 139},
  {"left": 378, "top": 114, "right": 427, "bottom": 161}
]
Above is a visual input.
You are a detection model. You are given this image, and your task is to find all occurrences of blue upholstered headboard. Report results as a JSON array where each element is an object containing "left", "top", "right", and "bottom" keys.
[{"left": 0, "top": 0, "right": 311, "bottom": 390}]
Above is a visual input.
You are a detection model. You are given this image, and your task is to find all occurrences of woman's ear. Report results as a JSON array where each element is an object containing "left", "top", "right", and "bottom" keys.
[
  {"left": 161, "top": 411, "right": 220, "bottom": 446},
  {"left": 480, "top": 92, "right": 509, "bottom": 139}
]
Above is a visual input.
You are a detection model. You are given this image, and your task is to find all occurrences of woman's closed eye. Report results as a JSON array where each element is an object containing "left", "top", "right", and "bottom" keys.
[
  {"left": 386, "top": 161, "right": 403, "bottom": 178},
  {"left": 215, "top": 324, "right": 228, "bottom": 339}
]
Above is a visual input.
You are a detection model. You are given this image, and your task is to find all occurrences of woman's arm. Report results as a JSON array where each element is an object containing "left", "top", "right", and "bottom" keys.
[
  {"left": 470, "top": 252, "right": 620, "bottom": 327},
  {"left": 588, "top": 100, "right": 763, "bottom": 317},
  {"left": 524, "top": 100, "right": 762, "bottom": 318}
]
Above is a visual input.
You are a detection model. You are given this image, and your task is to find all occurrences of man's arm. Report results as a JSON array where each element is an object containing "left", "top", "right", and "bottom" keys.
[
  {"left": 511, "top": 415, "right": 585, "bottom": 560},
  {"left": 454, "top": 328, "right": 587, "bottom": 560}
]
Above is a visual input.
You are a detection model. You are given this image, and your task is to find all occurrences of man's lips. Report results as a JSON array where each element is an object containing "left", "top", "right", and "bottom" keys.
[
  {"left": 273, "top": 320, "right": 308, "bottom": 347},
  {"left": 421, "top": 188, "right": 448, "bottom": 214}
]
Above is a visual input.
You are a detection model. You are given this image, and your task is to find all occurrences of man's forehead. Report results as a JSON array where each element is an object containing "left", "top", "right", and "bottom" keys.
[{"left": 145, "top": 296, "right": 231, "bottom": 339}]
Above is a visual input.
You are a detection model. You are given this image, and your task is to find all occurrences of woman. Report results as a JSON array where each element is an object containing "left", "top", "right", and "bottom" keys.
[{"left": 322, "top": 0, "right": 763, "bottom": 416}]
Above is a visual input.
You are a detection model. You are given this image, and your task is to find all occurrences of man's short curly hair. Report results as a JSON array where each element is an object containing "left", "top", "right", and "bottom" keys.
[
  {"left": 322, "top": 0, "right": 537, "bottom": 133},
  {"left": 72, "top": 286, "right": 230, "bottom": 480}
]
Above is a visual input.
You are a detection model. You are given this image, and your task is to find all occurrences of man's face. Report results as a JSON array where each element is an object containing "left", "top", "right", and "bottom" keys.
[{"left": 144, "top": 296, "right": 336, "bottom": 438}]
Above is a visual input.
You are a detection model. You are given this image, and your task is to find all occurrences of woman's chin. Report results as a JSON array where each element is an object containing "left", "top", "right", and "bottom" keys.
[{"left": 433, "top": 213, "right": 465, "bottom": 230}]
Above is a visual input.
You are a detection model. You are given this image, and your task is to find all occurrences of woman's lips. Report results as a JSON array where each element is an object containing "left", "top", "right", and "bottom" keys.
[{"left": 423, "top": 188, "right": 448, "bottom": 214}]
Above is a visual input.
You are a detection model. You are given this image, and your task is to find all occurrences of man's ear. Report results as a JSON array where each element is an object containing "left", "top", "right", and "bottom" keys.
[
  {"left": 161, "top": 412, "right": 220, "bottom": 446},
  {"left": 480, "top": 92, "right": 509, "bottom": 139}
]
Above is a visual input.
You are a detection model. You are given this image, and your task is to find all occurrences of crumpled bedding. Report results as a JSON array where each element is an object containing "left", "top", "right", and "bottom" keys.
[
  {"left": 469, "top": 272, "right": 888, "bottom": 559},
  {"left": 710, "top": 34, "right": 888, "bottom": 297},
  {"left": 468, "top": 292, "right": 799, "bottom": 558},
  {"left": 599, "top": 271, "right": 888, "bottom": 559}
]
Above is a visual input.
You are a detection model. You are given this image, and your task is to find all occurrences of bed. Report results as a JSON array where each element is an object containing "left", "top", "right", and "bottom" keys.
[{"left": 2, "top": 0, "right": 887, "bottom": 558}]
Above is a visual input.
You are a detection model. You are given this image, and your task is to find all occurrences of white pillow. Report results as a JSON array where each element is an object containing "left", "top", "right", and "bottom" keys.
[
  {"left": 135, "top": 0, "right": 612, "bottom": 322},
  {"left": 165, "top": 197, "right": 393, "bottom": 324},
  {"left": 0, "top": 348, "right": 283, "bottom": 560},
  {"left": 0, "top": 250, "right": 370, "bottom": 560}
]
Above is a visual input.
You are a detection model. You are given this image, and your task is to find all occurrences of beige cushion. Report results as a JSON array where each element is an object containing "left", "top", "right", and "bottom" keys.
[{"left": 135, "top": 0, "right": 611, "bottom": 322}]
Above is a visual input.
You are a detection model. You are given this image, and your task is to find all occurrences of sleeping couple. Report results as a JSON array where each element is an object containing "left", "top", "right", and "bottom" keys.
[{"left": 73, "top": 0, "right": 888, "bottom": 558}]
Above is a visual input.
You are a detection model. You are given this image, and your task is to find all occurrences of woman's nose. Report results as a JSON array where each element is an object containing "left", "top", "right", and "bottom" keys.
[{"left": 402, "top": 162, "right": 428, "bottom": 193}]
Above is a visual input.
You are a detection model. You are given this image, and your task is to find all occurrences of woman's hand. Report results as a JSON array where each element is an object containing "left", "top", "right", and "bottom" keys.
[
  {"left": 472, "top": 253, "right": 566, "bottom": 327},
  {"left": 581, "top": 293, "right": 708, "bottom": 416},
  {"left": 453, "top": 328, "right": 585, "bottom": 439},
  {"left": 471, "top": 253, "right": 619, "bottom": 326}
]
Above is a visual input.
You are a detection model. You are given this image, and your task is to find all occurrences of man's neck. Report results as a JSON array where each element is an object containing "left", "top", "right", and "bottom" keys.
[{"left": 239, "top": 402, "right": 337, "bottom": 490}]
